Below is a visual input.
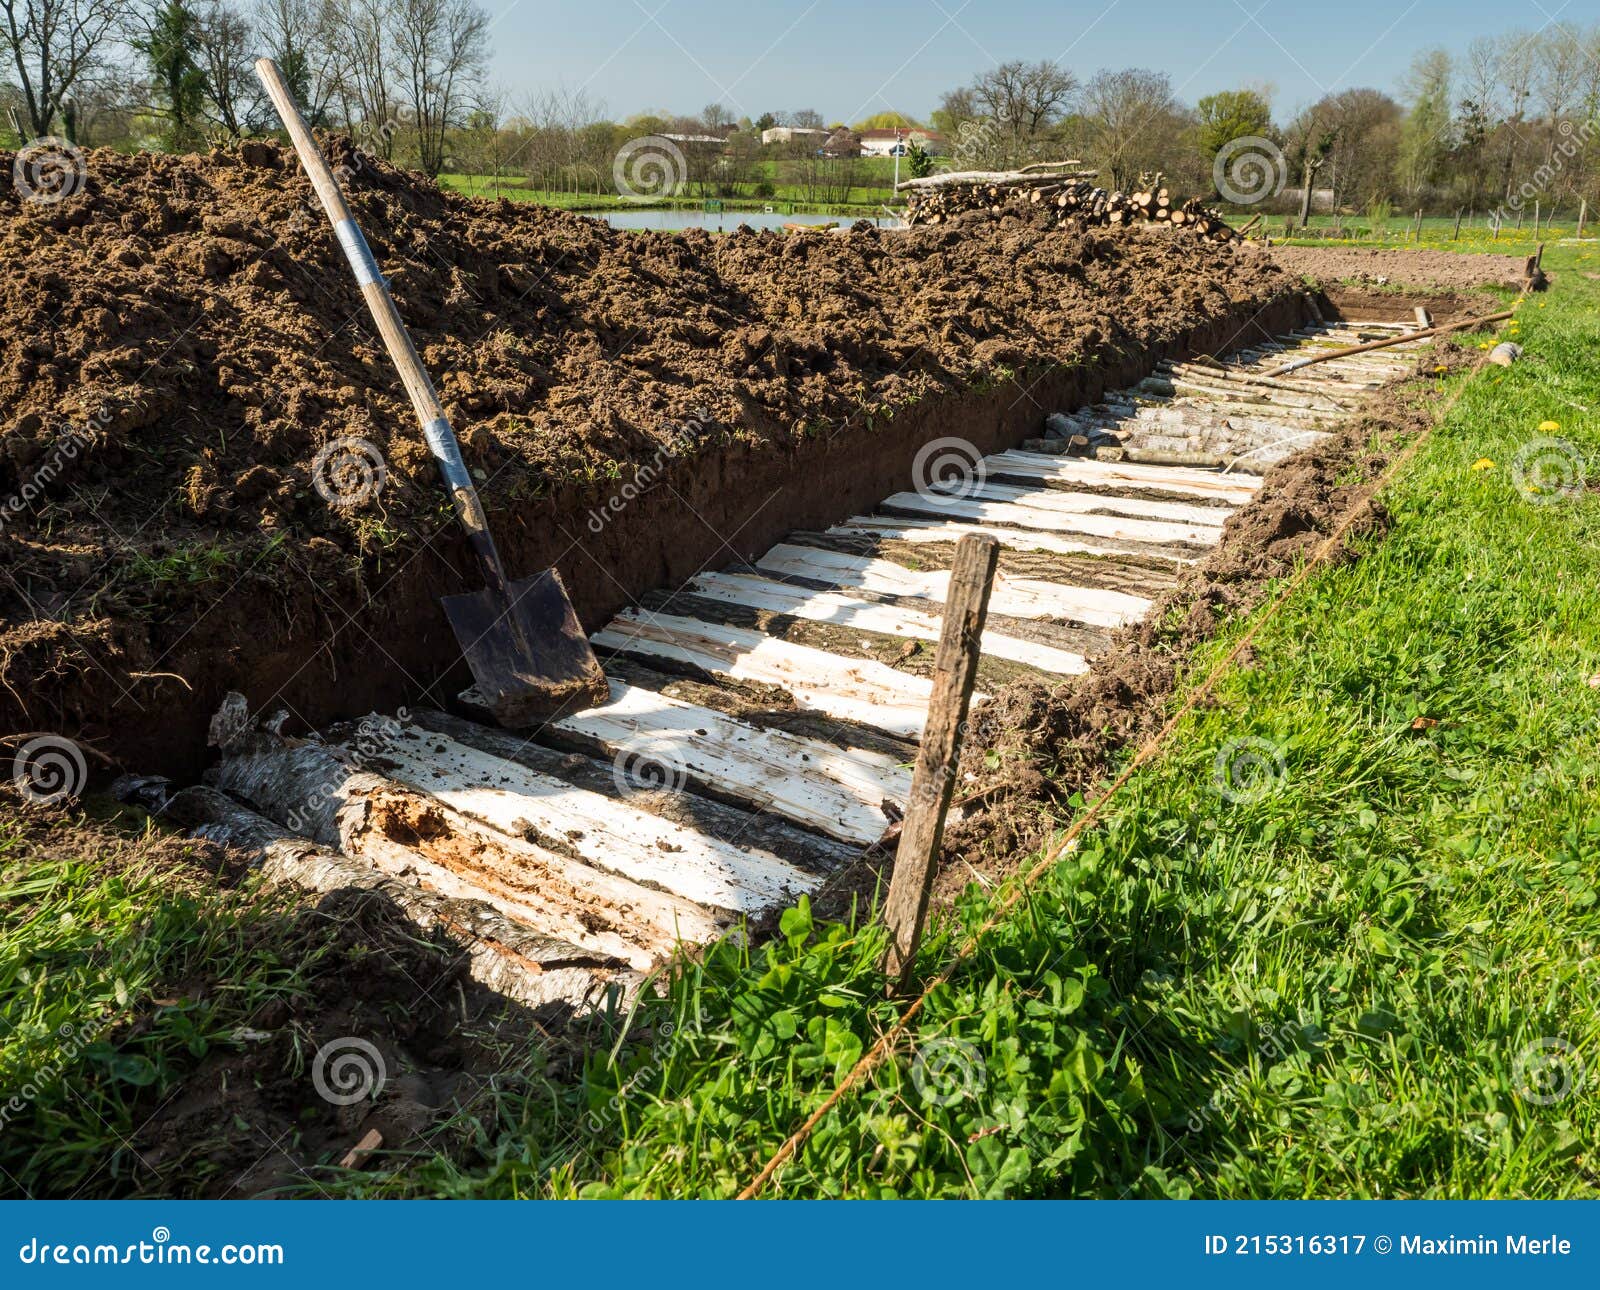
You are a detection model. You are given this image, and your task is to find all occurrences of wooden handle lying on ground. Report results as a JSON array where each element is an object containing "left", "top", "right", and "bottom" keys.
[{"left": 1263, "top": 310, "right": 1516, "bottom": 377}]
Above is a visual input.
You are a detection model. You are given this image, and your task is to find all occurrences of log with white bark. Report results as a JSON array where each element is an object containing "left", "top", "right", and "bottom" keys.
[{"left": 164, "top": 785, "right": 633, "bottom": 1013}]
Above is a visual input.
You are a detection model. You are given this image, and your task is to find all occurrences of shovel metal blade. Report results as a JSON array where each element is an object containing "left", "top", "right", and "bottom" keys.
[{"left": 441, "top": 569, "right": 609, "bottom": 726}]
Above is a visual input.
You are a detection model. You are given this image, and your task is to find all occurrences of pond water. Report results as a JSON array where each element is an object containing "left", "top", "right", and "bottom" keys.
[{"left": 592, "top": 209, "right": 904, "bottom": 233}]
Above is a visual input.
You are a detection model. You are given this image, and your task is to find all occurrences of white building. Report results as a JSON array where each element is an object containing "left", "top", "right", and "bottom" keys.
[{"left": 760, "top": 126, "right": 829, "bottom": 147}]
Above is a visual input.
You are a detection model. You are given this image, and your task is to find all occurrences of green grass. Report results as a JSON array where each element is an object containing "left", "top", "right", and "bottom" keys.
[
  {"left": 0, "top": 816, "right": 315, "bottom": 1197},
  {"left": 1231, "top": 210, "right": 1583, "bottom": 256},
  {"left": 4, "top": 245, "right": 1596, "bottom": 1200},
  {"left": 438, "top": 165, "right": 900, "bottom": 215}
]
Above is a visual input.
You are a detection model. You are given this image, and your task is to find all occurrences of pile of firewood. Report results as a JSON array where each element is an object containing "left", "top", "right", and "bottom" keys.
[{"left": 901, "top": 166, "right": 1238, "bottom": 243}]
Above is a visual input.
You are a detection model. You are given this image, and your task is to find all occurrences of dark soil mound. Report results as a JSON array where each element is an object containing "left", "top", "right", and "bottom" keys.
[{"left": 0, "top": 139, "right": 1298, "bottom": 760}]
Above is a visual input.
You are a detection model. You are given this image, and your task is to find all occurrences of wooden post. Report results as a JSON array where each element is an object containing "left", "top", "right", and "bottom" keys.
[
  {"left": 882, "top": 533, "right": 999, "bottom": 984},
  {"left": 1452, "top": 208, "right": 1462, "bottom": 240},
  {"left": 1412, "top": 209, "right": 1422, "bottom": 241},
  {"left": 1533, "top": 199, "right": 1540, "bottom": 237},
  {"left": 1579, "top": 198, "right": 1588, "bottom": 239}
]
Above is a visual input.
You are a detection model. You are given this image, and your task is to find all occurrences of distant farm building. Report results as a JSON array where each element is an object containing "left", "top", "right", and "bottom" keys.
[
  {"left": 857, "top": 128, "right": 950, "bottom": 157},
  {"left": 760, "top": 126, "right": 829, "bottom": 147}
]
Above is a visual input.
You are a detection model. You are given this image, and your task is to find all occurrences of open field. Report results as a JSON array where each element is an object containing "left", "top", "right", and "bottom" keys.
[{"left": 439, "top": 157, "right": 904, "bottom": 214}]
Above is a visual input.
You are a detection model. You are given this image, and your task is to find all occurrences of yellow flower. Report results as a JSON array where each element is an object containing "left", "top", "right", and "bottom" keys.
[
  {"left": 1539, "top": 420, "right": 1560, "bottom": 431},
  {"left": 1477, "top": 342, "right": 1490, "bottom": 350},
  {"left": 1471, "top": 458, "right": 1496, "bottom": 471}
]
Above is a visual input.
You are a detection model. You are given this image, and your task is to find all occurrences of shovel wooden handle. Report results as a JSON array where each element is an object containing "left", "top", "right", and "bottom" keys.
[{"left": 253, "top": 57, "right": 509, "bottom": 596}]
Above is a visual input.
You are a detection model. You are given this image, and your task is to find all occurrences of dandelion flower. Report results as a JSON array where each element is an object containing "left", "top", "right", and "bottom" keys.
[
  {"left": 1539, "top": 420, "right": 1560, "bottom": 431},
  {"left": 1471, "top": 458, "right": 1495, "bottom": 471}
]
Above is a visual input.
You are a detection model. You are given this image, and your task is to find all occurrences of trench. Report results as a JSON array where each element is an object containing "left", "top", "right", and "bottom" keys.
[
  {"left": 76, "top": 290, "right": 1342, "bottom": 780},
  {"left": 145, "top": 305, "right": 1441, "bottom": 1017}
]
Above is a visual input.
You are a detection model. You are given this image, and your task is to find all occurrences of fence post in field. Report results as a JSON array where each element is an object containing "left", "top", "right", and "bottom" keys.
[
  {"left": 1452, "top": 208, "right": 1462, "bottom": 240},
  {"left": 1579, "top": 199, "right": 1587, "bottom": 239},
  {"left": 882, "top": 532, "right": 999, "bottom": 986}
]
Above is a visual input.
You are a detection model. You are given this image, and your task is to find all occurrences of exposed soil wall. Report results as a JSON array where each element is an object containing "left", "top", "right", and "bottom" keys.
[{"left": 0, "top": 141, "right": 1310, "bottom": 777}]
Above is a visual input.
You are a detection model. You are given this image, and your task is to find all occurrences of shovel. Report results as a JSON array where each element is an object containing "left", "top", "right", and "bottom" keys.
[{"left": 255, "top": 58, "right": 609, "bottom": 725}]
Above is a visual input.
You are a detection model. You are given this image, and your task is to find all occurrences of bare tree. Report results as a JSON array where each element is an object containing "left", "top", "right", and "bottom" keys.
[
  {"left": 929, "top": 61, "right": 1077, "bottom": 169},
  {"left": 1495, "top": 28, "right": 1536, "bottom": 201},
  {"left": 392, "top": 0, "right": 486, "bottom": 176},
  {"left": 331, "top": 0, "right": 399, "bottom": 156},
  {"left": 195, "top": 0, "right": 259, "bottom": 139},
  {"left": 254, "top": 0, "right": 342, "bottom": 126},
  {"left": 974, "top": 59, "right": 1075, "bottom": 136},
  {"left": 1081, "top": 67, "right": 1182, "bottom": 191},
  {"left": 700, "top": 100, "right": 731, "bottom": 133},
  {"left": 1533, "top": 26, "right": 1583, "bottom": 168},
  {"left": 0, "top": 0, "right": 121, "bottom": 138}
]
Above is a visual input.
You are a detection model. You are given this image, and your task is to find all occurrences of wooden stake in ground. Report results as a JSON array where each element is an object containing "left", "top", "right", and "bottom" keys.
[{"left": 882, "top": 533, "right": 999, "bottom": 984}]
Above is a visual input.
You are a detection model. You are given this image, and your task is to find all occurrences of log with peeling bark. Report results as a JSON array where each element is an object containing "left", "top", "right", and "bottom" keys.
[
  {"left": 163, "top": 784, "right": 636, "bottom": 1013},
  {"left": 895, "top": 163, "right": 1096, "bottom": 190}
]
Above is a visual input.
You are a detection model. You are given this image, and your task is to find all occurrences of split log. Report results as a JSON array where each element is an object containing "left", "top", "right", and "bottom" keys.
[{"left": 163, "top": 784, "right": 633, "bottom": 1013}]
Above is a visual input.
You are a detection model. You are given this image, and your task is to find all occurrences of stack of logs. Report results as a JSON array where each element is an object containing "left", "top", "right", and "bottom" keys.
[{"left": 901, "top": 166, "right": 1238, "bottom": 243}]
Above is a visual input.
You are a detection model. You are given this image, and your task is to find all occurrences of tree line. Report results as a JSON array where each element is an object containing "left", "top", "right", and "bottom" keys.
[
  {"left": 933, "top": 29, "right": 1600, "bottom": 221},
  {"left": 4, "top": 5, "right": 1597, "bottom": 219}
]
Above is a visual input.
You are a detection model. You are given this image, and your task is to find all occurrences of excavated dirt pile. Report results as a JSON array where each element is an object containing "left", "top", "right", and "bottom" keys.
[{"left": 0, "top": 139, "right": 1299, "bottom": 758}]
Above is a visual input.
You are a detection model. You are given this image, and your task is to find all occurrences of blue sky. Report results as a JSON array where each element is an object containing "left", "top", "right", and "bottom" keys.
[{"left": 479, "top": 0, "right": 1548, "bottom": 124}]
